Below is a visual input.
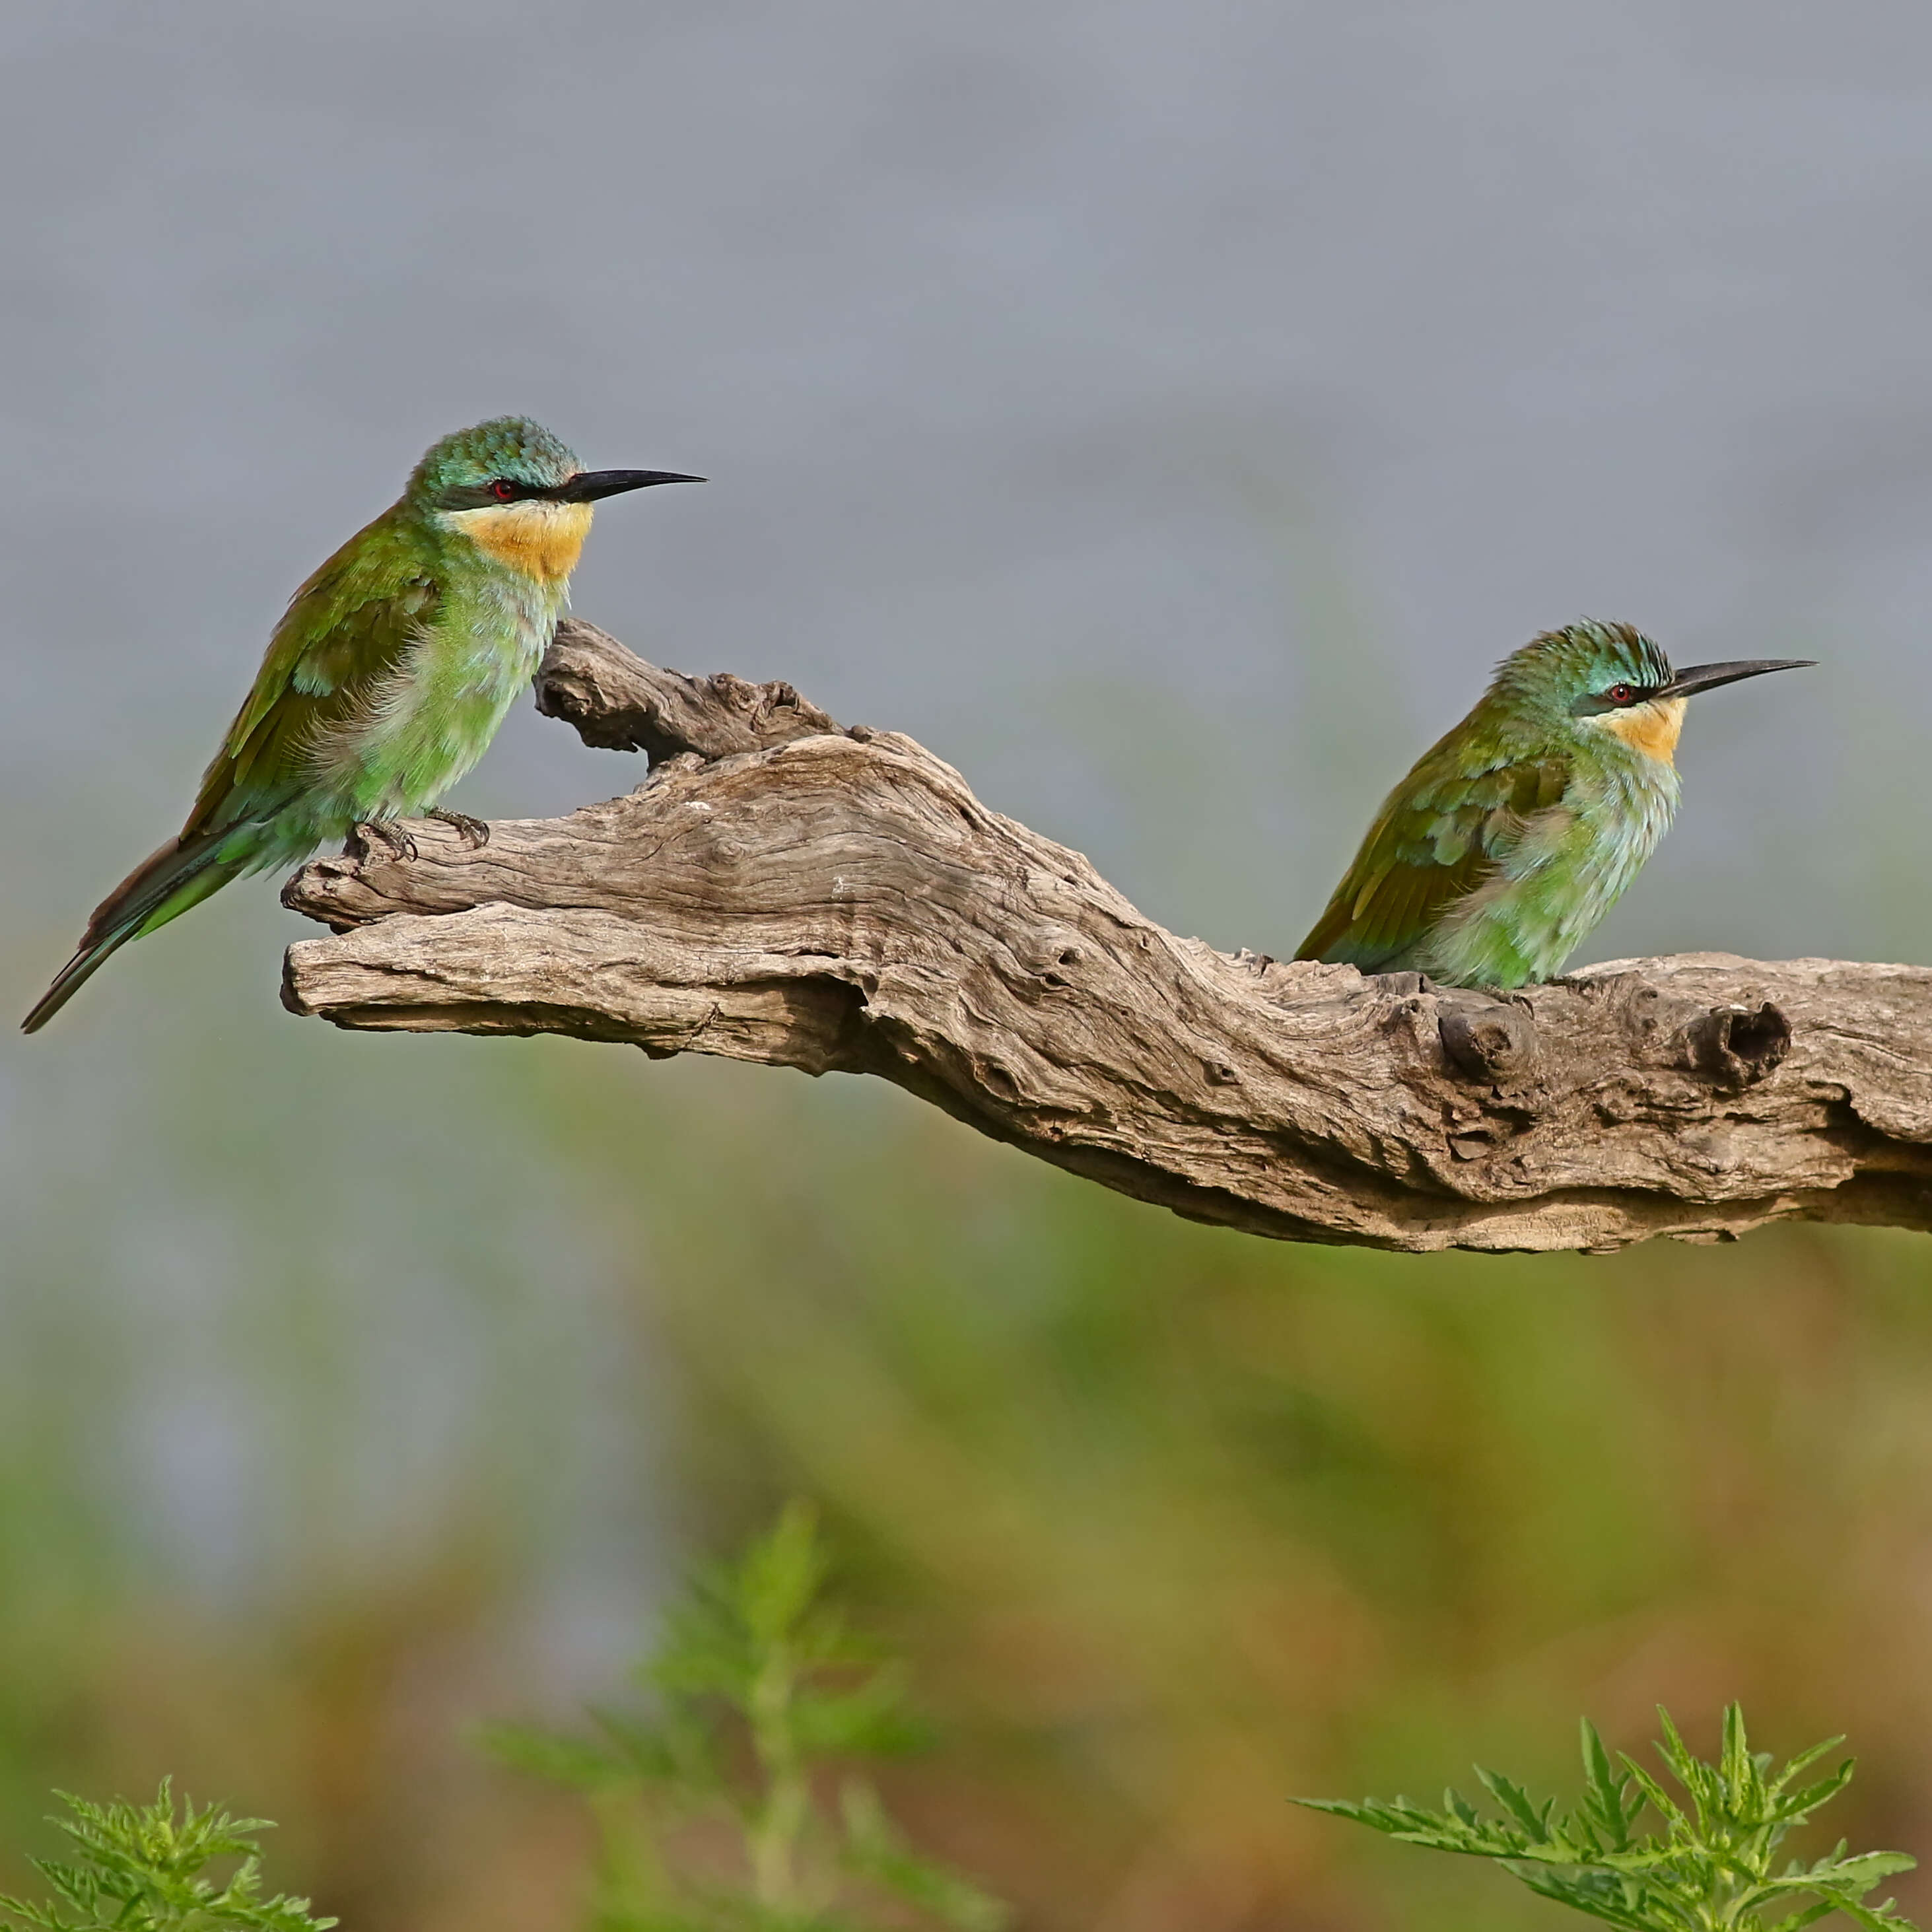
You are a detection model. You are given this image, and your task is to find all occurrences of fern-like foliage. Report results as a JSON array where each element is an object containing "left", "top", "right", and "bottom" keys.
[
  {"left": 486, "top": 1500, "right": 1008, "bottom": 1932},
  {"left": 0, "top": 1781, "right": 334, "bottom": 1932},
  {"left": 1302, "top": 1704, "right": 1916, "bottom": 1931}
]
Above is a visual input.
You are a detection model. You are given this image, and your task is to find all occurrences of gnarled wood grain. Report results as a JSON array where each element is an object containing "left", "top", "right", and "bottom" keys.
[{"left": 280, "top": 618, "right": 1932, "bottom": 1254}]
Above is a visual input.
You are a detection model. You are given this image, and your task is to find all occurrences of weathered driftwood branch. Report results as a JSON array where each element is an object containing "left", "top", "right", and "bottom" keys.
[{"left": 280, "top": 618, "right": 1932, "bottom": 1255}]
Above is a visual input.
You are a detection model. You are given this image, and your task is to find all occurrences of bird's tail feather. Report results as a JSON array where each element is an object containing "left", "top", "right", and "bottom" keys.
[{"left": 21, "top": 830, "right": 254, "bottom": 1033}]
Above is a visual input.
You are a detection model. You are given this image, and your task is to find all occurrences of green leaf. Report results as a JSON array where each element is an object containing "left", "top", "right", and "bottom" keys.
[
  {"left": 1619, "top": 1757, "right": 1691, "bottom": 1837},
  {"left": 1579, "top": 1721, "right": 1639, "bottom": 1855},
  {"left": 1721, "top": 1704, "right": 1758, "bottom": 1807},
  {"left": 1476, "top": 1766, "right": 1555, "bottom": 1842},
  {"left": 838, "top": 1783, "right": 1010, "bottom": 1932},
  {"left": 791, "top": 1671, "right": 930, "bottom": 1761},
  {"left": 1511, "top": 1865, "right": 1670, "bottom": 1932},
  {"left": 1762, "top": 1903, "right": 1846, "bottom": 1932},
  {"left": 1828, "top": 1897, "right": 1919, "bottom": 1932},
  {"left": 1770, "top": 1738, "right": 1848, "bottom": 1800},
  {"left": 1834, "top": 1852, "right": 1917, "bottom": 1885},
  {"left": 736, "top": 1501, "right": 833, "bottom": 1648},
  {"left": 1774, "top": 1762, "right": 1858, "bottom": 1828}
]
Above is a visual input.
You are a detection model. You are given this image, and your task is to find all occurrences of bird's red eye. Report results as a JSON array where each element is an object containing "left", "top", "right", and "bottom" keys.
[
  {"left": 489, "top": 478, "right": 518, "bottom": 502},
  {"left": 1606, "top": 683, "right": 1636, "bottom": 705}
]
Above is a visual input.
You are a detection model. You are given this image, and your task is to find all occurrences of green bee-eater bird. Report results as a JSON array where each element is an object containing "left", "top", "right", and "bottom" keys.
[
  {"left": 24, "top": 416, "right": 699, "bottom": 1032},
  {"left": 1295, "top": 619, "right": 1812, "bottom": 988}
]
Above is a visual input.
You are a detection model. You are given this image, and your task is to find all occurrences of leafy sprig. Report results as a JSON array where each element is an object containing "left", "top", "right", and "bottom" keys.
[
  {"left": 487, "top": 1500, "right": 1008, "bottom": 1932},
  {"left": 1302, "top": 1704, "right": 1915, "bottom": 1931},
  {"left": 0, "top": 1781, "right": 334, "bottom": 1932}
]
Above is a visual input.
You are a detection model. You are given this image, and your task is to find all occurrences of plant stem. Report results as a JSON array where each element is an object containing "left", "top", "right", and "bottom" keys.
[{"left": 748, "top": 1633, "right": 810, "bottom": 1912}]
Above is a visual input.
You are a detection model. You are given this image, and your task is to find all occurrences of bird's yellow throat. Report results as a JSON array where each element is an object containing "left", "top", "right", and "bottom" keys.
[
  {"left": 1601, "top": 695, "right": 1687, "bottom": 764},
  {"left": 445, "top": 499, "right": 596, "bottom": 584}
]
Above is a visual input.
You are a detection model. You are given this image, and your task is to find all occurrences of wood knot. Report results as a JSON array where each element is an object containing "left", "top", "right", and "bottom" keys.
[
  {"left": 1439, "top": 1000, "right": 1538, "bottom": 1083},
  {"left": 279, "top": 856, "right": 371, "bottom": 934},
  {"left": 1016, "top": 930, "right": 1088, "bottom": 988},
  {"left": 1681, "top": 1000, "right": 1791, "bottom": 1090},
  {"left": 1377, "top": 971, "right": 1432, "bottom": 996}
]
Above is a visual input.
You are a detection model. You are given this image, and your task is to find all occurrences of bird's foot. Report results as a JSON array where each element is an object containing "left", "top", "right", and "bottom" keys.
[
  {"left": 427, "top": 808, "right": 491, "bottom": 849},
  {"left": 352, "top": 819, "right": 418, "bottom": 862}
]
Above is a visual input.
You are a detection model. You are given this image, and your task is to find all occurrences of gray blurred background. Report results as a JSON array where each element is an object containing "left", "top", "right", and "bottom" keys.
[{"left": 3, "top": 7, "right": 1932, "bottom": 1931}]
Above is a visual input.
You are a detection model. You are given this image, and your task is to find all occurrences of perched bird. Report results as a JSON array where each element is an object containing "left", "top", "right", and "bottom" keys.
[
  {"left": 1295, "top": 619, "right": 1811, "bottom": 988},
  {"left": 24, "top": 417, "right": 698, "bottom": 1032}
]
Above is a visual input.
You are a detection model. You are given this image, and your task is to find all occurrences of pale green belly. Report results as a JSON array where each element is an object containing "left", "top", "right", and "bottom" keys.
[
  {"left": 1422, "top": 760, "right": 1679, "bottom": 987},
  {"left": 312, "top": 596, "right": 555, "bottom": 828}
]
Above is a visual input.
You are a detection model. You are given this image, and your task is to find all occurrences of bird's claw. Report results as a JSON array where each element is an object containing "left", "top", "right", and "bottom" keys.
[
  {"left": 427, "top": 808, "right": 491, "bottom": 849},
  {"left": 353, "top": 819, "right": 417, "bottom": 863}
]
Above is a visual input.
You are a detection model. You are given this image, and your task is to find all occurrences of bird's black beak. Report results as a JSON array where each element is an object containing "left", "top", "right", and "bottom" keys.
[
  {"left": 1656, "top": 658, "right": 1815, "bottom": 700},
  {"left": 550, "top": 469, "right": 705, "bottom": 503}
]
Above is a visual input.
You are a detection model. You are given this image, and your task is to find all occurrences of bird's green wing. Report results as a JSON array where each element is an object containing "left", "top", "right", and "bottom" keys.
[
  {"left": 1297, "top": 748, "right": 1572, "bottom": 969},
  {"left": 182, "top": 512, "right": 439, "bottom": 837}
]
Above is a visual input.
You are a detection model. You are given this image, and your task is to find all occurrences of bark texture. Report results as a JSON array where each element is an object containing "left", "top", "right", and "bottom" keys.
[{"left": 281, "top": 618, "right": 1932, "bottom": 1255}]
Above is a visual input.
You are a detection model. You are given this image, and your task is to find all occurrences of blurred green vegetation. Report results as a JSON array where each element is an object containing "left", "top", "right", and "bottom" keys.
[
  {"left": 489, "top": 1500, "right": 1009, "bottom": 1932},
  {"left": 7, "top": 961, "right": 1932, "bottom": 1931},
  {"left": 526, "top": 1051, "right": 1932, "bottom": 1932}
]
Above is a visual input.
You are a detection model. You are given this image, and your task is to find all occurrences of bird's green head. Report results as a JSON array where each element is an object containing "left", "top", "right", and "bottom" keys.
[
  {"left": 404, "top": 416, "right": 702, "bottom": 583},
  {"left": 409, "top": 417, "right": 584, "bottom": 504},
  {"left": 1488, "top": 619, "right": 1811, "bottom": 765}
]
